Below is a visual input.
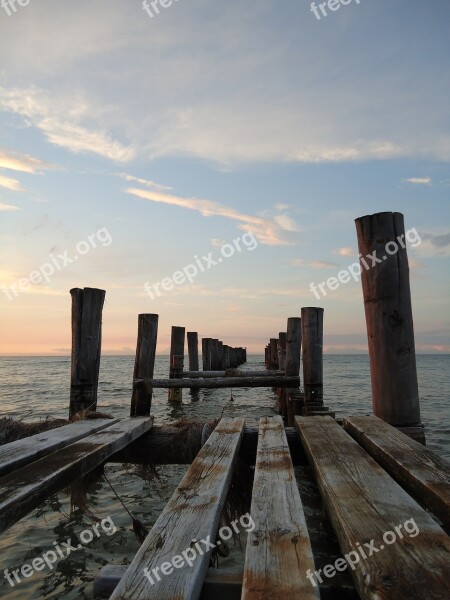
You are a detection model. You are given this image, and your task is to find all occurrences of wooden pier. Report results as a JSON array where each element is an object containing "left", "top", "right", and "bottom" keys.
[{"left": 1, "top": 211, "right": 448, "bottom": 599}]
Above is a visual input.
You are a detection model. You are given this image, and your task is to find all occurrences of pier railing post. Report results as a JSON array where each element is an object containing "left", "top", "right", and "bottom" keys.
[
  {"left": 301, "top": 307, "right": 323, "bottom": 404},
  {"left": 130, "top": 314, "right": 158, "bottom": 416},
  {"left": 187, "top": 332, "right": 199, "bottom": 372},
  {"left": 169, "top": 326, "right": 185, "bottom": 402},
  {"left": 355, "top": 211, "right": 424, "bottom": 442},
  {"left": 69, "top": 287, "right": 106, "bottom": 418}
]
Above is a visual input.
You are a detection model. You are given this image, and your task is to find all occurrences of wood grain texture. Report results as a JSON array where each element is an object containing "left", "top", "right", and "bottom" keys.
[
  {"left": 242, "top": 416, "right": 319, "bottom": 600},
  {"left": 343, "top": 415, "right": 450, "bottom": 528},
  {"left": 130, "top": 313, "right": 158, "bottom": 417},
  {"left": 0, "top": 418, "right": 119, "bottom": 477},
  {"left": 0, "top": 417, "right": 152, "bottom": 534},
  {"left": 109, "top": 417, "right": 245, "bottom": 600},
  {"left": 296, "top": 416, "right": 450, "bottom": 600}
]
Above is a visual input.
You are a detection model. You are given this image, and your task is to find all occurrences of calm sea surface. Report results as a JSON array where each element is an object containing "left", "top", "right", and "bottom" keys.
[{"left": 0, "top": 355, "right": 448, "bottom": 599}]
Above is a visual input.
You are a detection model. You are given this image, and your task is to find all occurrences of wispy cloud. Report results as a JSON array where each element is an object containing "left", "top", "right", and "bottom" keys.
[
  {"left": 0, "top": 87, "right": 134, "bottom": 163},
  {"left": 0, "top": 202, "right": 20, "bottom": 211},
  {"left": 0, "top": 147, "right": 55, "bottom": 174},
  {"left": 333, "top": 247, "right": 356, "bottom": 257},
  {"left": 125, "top": 187, "right": 297, "bottom": 245},
  {"left": 403, "top": 177, "right": 432, "bottom": 185},
  {"left": 118, "top": 173, "right": 172, "bottom": 192},
  {"left": 0, "top": 174, "right": 23, "bottom": 192},
  {"left": 292, "top": 259, "right": 338, "bottom": 269}
]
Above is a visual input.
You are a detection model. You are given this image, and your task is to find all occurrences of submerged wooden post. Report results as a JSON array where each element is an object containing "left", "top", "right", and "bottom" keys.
[
  {"left": 130, "top": 314, "right": 158, "bottom": 416},
  {"left": 355, "top": 212, "right": 424, "bottom": 441},
  {"left": 187, "top": 332, "right": 199, "bottom": 371},
  {"left": 169, "top": 326, "right": 185, "bottom": 402},
  {"left": 301, "top": 308, "right": 323, "bottom": 403},
  {"left": 69, "top": 287, "right": 106, "bottom": 418}
]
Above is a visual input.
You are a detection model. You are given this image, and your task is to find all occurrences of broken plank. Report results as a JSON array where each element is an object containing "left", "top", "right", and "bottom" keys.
[
  {"left": 0, "top": 418, "right": 119, "bottom": 477},
  {"left": 296, "top": 416, "right": 450, "bottom": 600},
  {"left": 343, "top": 415, "right": 450, "bottom": 528},
  {"left": 0, "top": 417, "right": 152, "bottom": 534},
  {"left": 242, "top": 416, "right": 319, "bottom": 600},
  {"left": 109, "top": 417, "right": 245, "bottom": 600}
]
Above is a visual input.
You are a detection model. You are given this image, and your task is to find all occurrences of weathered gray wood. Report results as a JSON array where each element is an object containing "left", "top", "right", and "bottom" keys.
[
  {"left": 296, "top": 416, "right": 450, "bottom": 600},
  {"left": 355, "top": 212, "right": 422, "bottom": 429},
  {"left": 112, "top": 425, "right": 306, "bottom": 466},
  {"left": 93, "top": 565, "right": 242, "bottom": 599},
  {"left": 343, "top": 415, "right": 450, "bottom": 528},
  {"left": 140, "top": 376, "right": 300, "bottom": 389},
  {"left": 0, "top": 418, "right": 153, "bottom": 534},
  {"left": 242, "top": 416, "right": 319, "bottom": 600},
  {"left": 0, "top": 418, "right": 119, "bottom": 477},
  {"left": 269, "top": 338, "right": 278, "bottom": 370},
  {"left": 131, "top": 314, "right": 158, "bottom": 416},
  {"left": 301, "top": 308, "right": 323, "bottom": 403},
  {"left": 109, "top": 418, "right": 245, "bottom": 600},
  {"left": 169, "top": 326, "right": 185, "bottom": 402},
  {"left": 187, "top": 332, "right": 199, "bottom": 371},
  {"left": 69, "top": 287, "right": 106, "bottom": 417}
]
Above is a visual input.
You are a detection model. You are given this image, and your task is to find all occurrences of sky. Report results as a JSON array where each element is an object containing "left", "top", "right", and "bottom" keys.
[{"left": 0, "top": 0, "right": 449, "bottom": 355}]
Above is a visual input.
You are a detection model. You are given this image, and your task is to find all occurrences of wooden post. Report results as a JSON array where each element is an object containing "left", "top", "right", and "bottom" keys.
[
  {"left": 269, "top": 338, "right": 279, "bottom": 370},
  {"left": 301, "top": 308, "right": 323, "bottom": 403},
  {"left": 202, "top": 338, "right": 212, "bottom": 371},
  {"left": 284, "top": 318, "right": 302, "bottom": 424},
  {"left": 169, "top": 326, "right": 185, "bottom": 402},
  {"left": 69, "top": 287, "right": 106, "bottom": 418},
  {"left": 130, "top": 314, "right": 158, "bottom": 416},
  {"left": 187, "top": 332, "right": 199, "bottom": 371},
  {"left": 355, "top": 212, "right": 423, "bottom": 440},
  {"left": 277, "top": 332, "right": 287, "bottom": 371}
]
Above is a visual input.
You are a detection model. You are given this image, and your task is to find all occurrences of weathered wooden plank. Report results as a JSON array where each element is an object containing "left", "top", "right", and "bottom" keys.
[
  {"left": 343, "top": 415, "right": 450, "bottom": 528},
  {"left": 109, "top": 417, "right": 245, "bottom": 600},
  {"left": 181, "top": 370, "right": 284, "bottom": 378},
  {"left": 0, "top": 418, "right": 119, "bottom": 477},
  {"left": 0, "top": 418, "right": 152, "bottom": 534},
  {"left": 242, "top": 416, "right": 319, "bottom": 600},
  {"left": 93, "top": 565, "right": 242, "bottom": 599},
  {"left": 141, "top": 376, "right": 300, "bottom": 388},
  {"left": 296, "top": 416, "right": 450, "bottom": 600}
]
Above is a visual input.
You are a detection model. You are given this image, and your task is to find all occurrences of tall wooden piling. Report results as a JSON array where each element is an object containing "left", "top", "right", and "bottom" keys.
[
  {"left": 130, "top": 314, "right": 158, "bottom": 416},
  {"left": 301, "top": 308, "right": 323, "bottom": 403},
  {"left": 355, "top": 212, "right": 423, "bottom": 440},
  {"left": 169, "top": 326, "right": 185, "bottom": 402},
  {"left": 277, "top": 332, "right": 287, "bottom": 371},
  {"left": 69, "top": 287, "right": 106, "bottom": 418},
  {"left": 202, "top": 338, "right": 212, "bottom": 371},
  {"left": 284, "top": 318, "right": 302, "bottom": 424},
  {"left": 269, "top": 338, "right": 279, "bottom": 370},
  {"left": 187, "top": 332, "right": 199, "bottom": 372}
]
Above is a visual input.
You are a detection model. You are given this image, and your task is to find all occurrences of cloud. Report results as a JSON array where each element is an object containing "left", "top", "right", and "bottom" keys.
[
  {"left": 125, "top": 187, "right": 296, "bottom": 245},
  {"left": 403, "top": 177, "right": 431, "bottom": 185},
  {"left": 415, "top": 230, "right": 450, "bottom": 257},
  {"left": 118, "top": 173, "right": 172, "bottom": 192},
  {"left": 293, "top": 259, "right": 338, "bottom": 268},
  {"left": 0, "top": 202, "right": 20, "bottom": 211},
  {"left": 333, "top": 247, "right": 356, "bottom": 257},
  {"left": 0, "top": 174, "right": 23, "bottom": 192},
  {"left": 211, "top": 238, "right": 226, "bottom": 247},
  {"left": 0, "top": 87, "right": 134, "bottom": 163},
  {"left": 273, "top": 214, "right": 299, "bottom": 232},
  {"left": 0, "top": 147, "right": 55, "bottom": 174}
]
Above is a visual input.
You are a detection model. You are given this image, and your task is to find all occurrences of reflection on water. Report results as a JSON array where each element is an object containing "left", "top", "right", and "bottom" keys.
[{"left": 0, "top": 354, "right": 448, "bottom": 598}]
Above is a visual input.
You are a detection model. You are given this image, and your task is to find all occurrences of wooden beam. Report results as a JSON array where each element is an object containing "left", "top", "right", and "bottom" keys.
[
  {"left": 0, "top": 418, "right": 153, "bottom": 534},
  {"left": 296, "top": 416, "right": 450, "bottom": 600},
  {"left": 139, "top": 376, "right": 300, "bottom": 389},
  {"left": 131, "top": 314, "right": 158, "bottom": 416},
  {"left": 242, "top": 416, "right": 319, "bottom": 600},
  {"left": 180, "top": 370, "right": 285, "bottom": 378},
  {"left": 0, "top": 418, "right": 119, "bottom": 477},
  {"left": 109, "top": 418, "right": 245, "bottom": 600},
  {"left": 343, "top": 415, "right": 450, "bottom": 528}
]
